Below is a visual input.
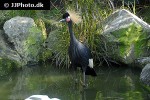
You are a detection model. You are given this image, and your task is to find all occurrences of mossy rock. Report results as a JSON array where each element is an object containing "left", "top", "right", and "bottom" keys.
[
  {"left": 38, "top": 49, "right": 52, "bottom": 62},
  {"left": 0, "top": 58, "right": 19, "bottom": 76},
  {"left": 104, "top": 23, "right": 149, "bottom": 64},
  {"left": 3, "top": 16, "right": 48, "bottom": 65},
  {"left": 24, "top": 26, "right": 45, "bottom": 62}
]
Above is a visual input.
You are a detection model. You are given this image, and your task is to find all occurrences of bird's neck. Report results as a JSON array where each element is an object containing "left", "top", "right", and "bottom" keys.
[{"left": 68, "top": 20, "right": 76, "bottom": 43}]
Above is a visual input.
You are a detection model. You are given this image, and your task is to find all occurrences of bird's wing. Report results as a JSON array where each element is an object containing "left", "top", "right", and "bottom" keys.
[
  {"left": 76, "top": 42, "right": 93, "bottom": 66},
  {"left": 77, "top": 42, "right": 92, "bottom": 58}
]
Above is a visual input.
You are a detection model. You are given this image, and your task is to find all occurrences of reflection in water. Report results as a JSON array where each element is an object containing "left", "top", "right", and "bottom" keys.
[
  {"left": 81, "top": 88, "right": 97, "bottom": 100},
  {"left": 0, "top": 64, "right": 149, "bottom": 100}
]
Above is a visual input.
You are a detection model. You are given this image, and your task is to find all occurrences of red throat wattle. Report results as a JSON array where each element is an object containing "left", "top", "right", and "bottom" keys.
[{"left": 66, "top": 17, "right": 70, "bottom": 22}]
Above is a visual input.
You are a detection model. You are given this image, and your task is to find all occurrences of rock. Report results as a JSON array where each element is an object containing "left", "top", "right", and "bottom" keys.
[
  {"left": 3, "top": 16, "right": 44, "bottom": 65},
  {"left": 140, "top": 64, "right": 150, "bottom": 86},
  {"left": 136, "top": 57, "right": 150, "bottom": 68},
  {"left": 103, "top": 9, "right": 150, "bottom": 32},
  {"left": 101, "top": 9, "right": 150, "bottom": 66},
  {"left": 0, "top": 30, "right": 22, "bottom": 75},
  {"left": 0, "top": 30, "right": 22, "bottom": 62}
]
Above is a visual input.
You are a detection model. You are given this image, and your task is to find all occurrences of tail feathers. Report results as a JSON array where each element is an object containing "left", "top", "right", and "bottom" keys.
[{"left": 85, "top": 67, "right": 97, "bottom": 76}]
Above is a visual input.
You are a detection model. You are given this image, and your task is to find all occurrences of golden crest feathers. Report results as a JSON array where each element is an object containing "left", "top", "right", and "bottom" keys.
[{"left": 67, "top": 10, "right": 82, "bottom": 24}]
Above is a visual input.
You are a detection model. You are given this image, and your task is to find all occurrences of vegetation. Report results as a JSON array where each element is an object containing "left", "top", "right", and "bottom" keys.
[
  {"left": 110, "top": 23, "right": 148, "bottom": 62},
  {"left": 25, "top": 26, "right": 45, "bottom": 62},
  {"left": 48, "top": 0, "right": 113, "bottom": 67},
  {"left": 0, "top": 1, "right": 150, "bottom": 99},
  {"left": 0, "top": 0, "right": 149, "bottom": 69},
  {"left": 48, "top": 0, "right": 150, "bottom": 67}
]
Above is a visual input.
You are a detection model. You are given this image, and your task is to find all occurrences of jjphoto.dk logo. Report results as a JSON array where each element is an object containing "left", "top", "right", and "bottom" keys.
[
  {"left": 4, "top": 2, "right": 44, "bottom": 8},
  {"left": 4, "top": 3, "right": 9, "bottom": 8},
  {"left": 0, "top": 0, "right": 50, "bottom": 10}
]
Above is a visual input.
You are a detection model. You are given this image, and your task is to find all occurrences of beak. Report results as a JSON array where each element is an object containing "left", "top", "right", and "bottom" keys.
[{"left": 59, "top": 19, "right": 66, "bottom": 22}]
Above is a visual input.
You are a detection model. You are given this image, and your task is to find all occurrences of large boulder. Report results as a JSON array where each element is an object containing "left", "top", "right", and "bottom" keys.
[
  {"left": 101, "top": 9, "right": 150, "bottom": 66},
  {"left": 140, "top": 64, "right": 150, "bottom": 86},
  {"left": 0, "top": 30, "right": 21, "bottom": 62},
  {"left": 0, "top": 30, "right": 22, "bottom": 76},
  {"left": 3, "top": 16, "right": 44, "bottom": 66}
]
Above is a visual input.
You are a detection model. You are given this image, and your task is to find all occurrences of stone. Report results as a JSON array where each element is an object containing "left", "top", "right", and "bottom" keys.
[
  {"left": 136, "top": 57, "right": 150, "bottom": 68},
  {"left": 140, "top": 64, "right": 150, "bottom": 86},
  {"left": 101, "top": 9, "right": 150, "bottom": 66},
  {"left": 0, "top": 30, "right": 22, "bottom": 76},
  {"left": 3, "top": 16, "right": 44, "bottom": 65}
]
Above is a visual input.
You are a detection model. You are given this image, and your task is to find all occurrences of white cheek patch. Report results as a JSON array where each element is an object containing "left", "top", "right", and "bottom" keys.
[
  {"left": 68, "top": 16, "right": 71, "bottom": 19},
  {"left": 88, "top": 59, "right": 93, "bottom": 68}
]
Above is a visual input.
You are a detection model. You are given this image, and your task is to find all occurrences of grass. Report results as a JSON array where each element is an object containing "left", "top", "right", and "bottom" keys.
[
  {"left": 42, "top": 0, "right": 149, "bottom": 67},
  {"left": 47, "top": 0, "right": 113, "bottom": 67},
  {"left": 0, "top": 0, "right": 149, "bottom": 68}
]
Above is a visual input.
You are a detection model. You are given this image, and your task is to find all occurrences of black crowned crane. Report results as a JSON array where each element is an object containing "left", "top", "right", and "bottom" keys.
[{"left": 59, "top": 11, "right": 97, "bottom": 86}]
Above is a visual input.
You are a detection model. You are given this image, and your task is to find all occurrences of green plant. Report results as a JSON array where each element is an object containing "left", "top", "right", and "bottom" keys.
[
  {"left": 7, "top": 10, "right": 39, "bottom": 18},
  {"left": 48, "top": 0, "right": 113, "bottom": 67}
]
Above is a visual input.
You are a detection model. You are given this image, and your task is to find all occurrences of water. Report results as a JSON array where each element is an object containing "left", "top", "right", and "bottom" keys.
[{"left": 0, "top": 64, "right": 149, "bottom": 100}]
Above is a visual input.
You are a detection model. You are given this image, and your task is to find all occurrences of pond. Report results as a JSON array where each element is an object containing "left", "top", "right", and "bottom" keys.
[{"left": 0, "top": 63, "right": 149, "bottom": 100}]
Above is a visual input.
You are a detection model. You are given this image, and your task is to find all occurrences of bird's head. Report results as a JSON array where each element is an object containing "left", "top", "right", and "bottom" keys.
[
  {"left": 59, "top": 12, "right": 71, "bottom": 23},
  {"left": 59, "top": 10, "right": 82, "bottom": 24}
]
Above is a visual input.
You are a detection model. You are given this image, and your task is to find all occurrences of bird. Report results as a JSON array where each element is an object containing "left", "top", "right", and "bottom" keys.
[{"left": 59, "top": 11, "right": 97, "bottom": 86}]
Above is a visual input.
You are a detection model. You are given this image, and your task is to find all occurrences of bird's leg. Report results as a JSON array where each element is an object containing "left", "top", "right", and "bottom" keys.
[
  {"left": 81, "top": 88, "right": 86, "bottom": 100},
  {"left": 80, "top": 71, "right": 87, "bottom": 88},
  {"left": 74, "top": 69, "right": 78, "bottom": 84},
  {"left": 72, "top": 65, "right": 78, "bottom": 84},
  {"left": 73, "top": 66, "right": 78, "bottom": 90},
  {"left": 83, "top": 71, "right": 87, "bottom": 87},
  {"left": 83, "top": 71, "right": 85, "bottom": 85}
]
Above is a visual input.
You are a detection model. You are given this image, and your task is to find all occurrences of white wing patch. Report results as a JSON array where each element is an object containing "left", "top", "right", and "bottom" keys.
[{"left": 88, "top": 59, "right": 93, "bottom": 68}]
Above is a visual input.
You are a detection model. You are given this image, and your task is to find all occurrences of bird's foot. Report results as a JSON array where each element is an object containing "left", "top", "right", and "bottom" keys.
[
  {"left": 73, "top": 79, "right": 79, "bottom": 90},
  {"left": 80, "top": 79, "right": 88, "bottom": 88},
  {"left": 75, "top": 79, "right": 78, "bottom": 84}
]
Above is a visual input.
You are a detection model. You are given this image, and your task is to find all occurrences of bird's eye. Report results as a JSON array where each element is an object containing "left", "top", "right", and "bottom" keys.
[{"left": 68, "top": 16, "right": 71, "bottom": 19}]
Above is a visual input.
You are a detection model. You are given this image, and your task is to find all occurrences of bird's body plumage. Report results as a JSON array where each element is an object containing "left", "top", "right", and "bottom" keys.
[{"left": 68, "top": 21, "right": 96, "bottom": 76}]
